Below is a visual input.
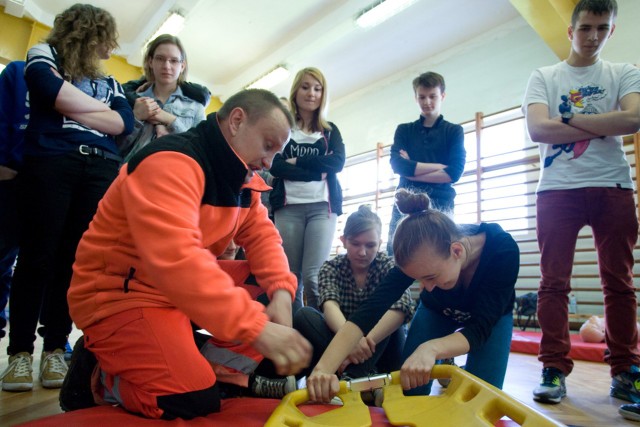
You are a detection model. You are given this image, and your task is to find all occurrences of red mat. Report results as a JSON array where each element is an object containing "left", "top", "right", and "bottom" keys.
[
  {"left": 511, "top": 330, "right": 609, "bottom": 362},
  {"left": 16, "top": 399, "right": 386, "bottom": 426},
  {"left": 17, "top": 397, "right": 520, "bottom": 426}
]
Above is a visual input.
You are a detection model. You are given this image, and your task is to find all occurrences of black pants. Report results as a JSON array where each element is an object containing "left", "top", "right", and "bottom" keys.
[
  {"left": 8, "top": 152, "right": 118, "bottom": 354},
  {"left": 0, "top": 178, "right": 20, "bottom": 339},
  {"left": 293, "top": 306, "right": 405, "bottom": 379}
]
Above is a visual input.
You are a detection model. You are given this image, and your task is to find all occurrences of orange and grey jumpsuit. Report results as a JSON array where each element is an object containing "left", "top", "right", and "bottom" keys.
[{"left": 67, "top": 114, "right": 297, "bottom": 419}]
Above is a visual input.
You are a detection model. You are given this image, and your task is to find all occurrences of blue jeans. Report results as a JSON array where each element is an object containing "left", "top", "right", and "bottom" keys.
[
  {"left": 274, "top": 202, "right": 337, "bottom": 313},
  {"left": 402, "top": 301, "right": 512, "bottom": 395}
]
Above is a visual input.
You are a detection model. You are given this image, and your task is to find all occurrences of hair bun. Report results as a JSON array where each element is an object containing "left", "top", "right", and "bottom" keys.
[
  {"left": 357, "top": 205, "right": 372, "bottom": 214},
  {"left": 395, "top": 189, "right": 431, "bottom": 215}
]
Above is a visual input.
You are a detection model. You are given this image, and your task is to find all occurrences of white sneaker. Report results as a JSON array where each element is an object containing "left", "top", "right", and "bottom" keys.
[
  {"left": 1, "top": 352, "right": 34, "bottom": 391},
  {"left": 40, "top": 348, "right": 68, "bottom": 388}
]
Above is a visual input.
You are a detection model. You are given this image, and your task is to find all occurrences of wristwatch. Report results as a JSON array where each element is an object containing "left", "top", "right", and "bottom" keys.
[{"left": 561, "top": 111, "right": 574, "bottom": 124}]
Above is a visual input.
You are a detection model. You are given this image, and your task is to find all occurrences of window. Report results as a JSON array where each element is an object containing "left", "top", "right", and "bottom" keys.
[{"left": 332, "top": 108, "right": 640, "bottom": 316}]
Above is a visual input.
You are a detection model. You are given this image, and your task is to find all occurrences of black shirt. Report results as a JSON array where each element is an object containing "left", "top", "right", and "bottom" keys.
[{"left": 348, "top": 222, "right": 518, "bottom": 350}]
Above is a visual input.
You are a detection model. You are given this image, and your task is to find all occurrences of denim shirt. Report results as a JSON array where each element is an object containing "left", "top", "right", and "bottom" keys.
[{"left": 119, "top": 85, "right": 206, "bottom": 162}]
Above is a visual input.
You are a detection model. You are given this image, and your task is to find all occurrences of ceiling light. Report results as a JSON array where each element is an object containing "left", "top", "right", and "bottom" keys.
[
  {"left": 355, "top": 0, "right": 419, "bottom": 29},
  {"left": 148, "top": 11, "right": 185, "bottom": 43},
  {"left": 246, "top": 66, "right": 290, "bottom": 90}
]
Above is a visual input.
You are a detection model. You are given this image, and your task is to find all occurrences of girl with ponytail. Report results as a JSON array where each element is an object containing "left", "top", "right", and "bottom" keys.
[{"left": 306, "top": 189, "right": 519, "bottom": 402}]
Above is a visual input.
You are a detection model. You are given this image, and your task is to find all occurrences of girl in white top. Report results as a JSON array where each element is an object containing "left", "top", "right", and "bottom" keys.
[{"left": 269, "top": 67, "right": 346, "bottom": 313}]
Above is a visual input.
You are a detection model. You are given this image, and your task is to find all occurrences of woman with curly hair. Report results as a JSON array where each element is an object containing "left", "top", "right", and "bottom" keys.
[
  {"left": 269, "top": 67, "right": 346, "bottom": 313},
  {"left": 119, "top": 34, "right": 210, "bottom": 162},
  {"left": 305, "top": 189, "right": 519, "bottom": 403},
  {"left": 0, "top": 3, "right": 133, "bottom": 392}
]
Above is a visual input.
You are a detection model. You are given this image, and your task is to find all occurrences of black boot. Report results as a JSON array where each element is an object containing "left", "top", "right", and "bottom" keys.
[{"left": 59, "top": 336, "right": 98, "bottom": 411}]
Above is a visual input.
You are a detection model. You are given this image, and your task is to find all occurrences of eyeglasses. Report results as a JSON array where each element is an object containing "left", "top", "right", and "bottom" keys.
[{"left": 152, "top": 55, "right": 183, "bottom": 66}]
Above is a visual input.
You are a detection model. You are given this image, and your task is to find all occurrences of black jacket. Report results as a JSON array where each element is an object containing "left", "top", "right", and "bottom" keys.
[
  {"left": 122, "top": 77, "right": 211, "bottom": 108},
  {"left": 269, "top": 122, "right": 345, "bottom": 216}
]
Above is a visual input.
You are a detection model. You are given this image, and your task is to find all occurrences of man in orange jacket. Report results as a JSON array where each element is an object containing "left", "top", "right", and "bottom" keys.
[{"left": 61, "top": 89, "right": 311, "bottom": 420}]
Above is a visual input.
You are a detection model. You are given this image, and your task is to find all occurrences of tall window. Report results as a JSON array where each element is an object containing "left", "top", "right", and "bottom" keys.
[
  {"left": 333, "top": 107, "right": 532, "bottom": 253},
  {"left": 331, "top": 107, "right": 639, "bottom": 316}
]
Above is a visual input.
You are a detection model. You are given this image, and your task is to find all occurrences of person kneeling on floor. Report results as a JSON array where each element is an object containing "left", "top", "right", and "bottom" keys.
[{"left": 61, "top": 89, "right": 311, "bottom": 420}]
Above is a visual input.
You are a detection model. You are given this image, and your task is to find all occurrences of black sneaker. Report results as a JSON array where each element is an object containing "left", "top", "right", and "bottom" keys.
[
  {"left": 360, "top": 388, "right": 384, "bottom": 407},
  {"left": 620, "top": 403, "right": 640, "bottom": 421},
  {"left": 251, "top": 374, "right": 296, "bottom": 399},
  {"left": 611, "top": 365, "right": 640, "bottom": 403},
  {"left": 532, "top": 367, "right": 566, "bottom": 404},
  {"left": 59, "top": 336, "right": 98, "bottom": 411}
]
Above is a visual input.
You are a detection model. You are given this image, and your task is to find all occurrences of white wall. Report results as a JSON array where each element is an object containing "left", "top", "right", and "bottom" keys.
[{"left": 332, "top": 0, "right": 640, "bottom": 157}]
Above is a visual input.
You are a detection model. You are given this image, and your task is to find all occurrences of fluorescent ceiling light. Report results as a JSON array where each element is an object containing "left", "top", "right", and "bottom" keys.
[
  {"left": 246, "top": 66, "right": 290, "bottom": 90},
  {"left": 149, "top": 12, "right": 185, "bottom": 43},
  {"left": 356, "top": 0, "right": 419, "bottom": 29}
]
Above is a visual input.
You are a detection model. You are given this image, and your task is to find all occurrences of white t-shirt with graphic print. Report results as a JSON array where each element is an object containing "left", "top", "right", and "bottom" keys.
[
  {"left": 523, "top": 59, "right": 640, "bottom": 192},
  {"left": 283, "top": 128, "right": 329, "bottom": 205}
]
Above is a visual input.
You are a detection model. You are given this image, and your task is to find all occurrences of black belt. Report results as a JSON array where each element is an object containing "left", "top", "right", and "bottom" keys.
[{"left": 78, "top": 145, "right": 122, "bottom": 163}]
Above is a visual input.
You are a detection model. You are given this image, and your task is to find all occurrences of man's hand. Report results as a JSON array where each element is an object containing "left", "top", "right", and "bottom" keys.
[
  {"left": 252, "top": 321, "right": 312, "bottom": 376},
  {"left": 135, "top": 81, "right": 152, "bottom": 93},
  {"left": 265, "top": 289, "right": 293, "bottom": 327}
]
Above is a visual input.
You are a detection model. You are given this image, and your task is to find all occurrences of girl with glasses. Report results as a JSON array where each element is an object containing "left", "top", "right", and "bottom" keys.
[{"left": 119, "top": 34, "right": 210, "bottom": 162}]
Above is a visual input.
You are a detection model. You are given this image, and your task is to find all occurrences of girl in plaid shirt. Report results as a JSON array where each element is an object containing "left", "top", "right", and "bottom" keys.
[
  {"left": 293, "top": 205, "right": 414, "bottom": 382},
  {"left": 306, "top": 189, "right": 518, "bottom": 403}
]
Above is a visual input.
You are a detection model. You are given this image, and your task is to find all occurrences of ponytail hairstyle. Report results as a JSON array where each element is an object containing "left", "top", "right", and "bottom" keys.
[
  {"left": 392, "top": 189, "right": 461, "bottom": 267},
  {"left": 343, "top": 205, "right": 382, "bottom": 240}
]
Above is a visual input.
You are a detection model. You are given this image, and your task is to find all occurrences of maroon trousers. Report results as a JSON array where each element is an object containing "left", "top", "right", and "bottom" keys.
[{"left": 536, "top": 187, "right": 640, "bottom": 376}]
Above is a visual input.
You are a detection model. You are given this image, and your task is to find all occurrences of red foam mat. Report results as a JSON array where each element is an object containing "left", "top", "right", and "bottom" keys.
[
  {"left": 511, "top": 330, "right": 610, "bottom": 362},
  {"left": 14, "top": 399, "right": 386, "bottom": 427},
  {"left": 17, "top": 397, "right": 520, "bottom": 426}
]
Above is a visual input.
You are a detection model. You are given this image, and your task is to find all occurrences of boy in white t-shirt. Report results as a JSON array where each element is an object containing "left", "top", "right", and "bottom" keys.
[{"left": 523, "top": 0, "right": 640, "bottom": 405}]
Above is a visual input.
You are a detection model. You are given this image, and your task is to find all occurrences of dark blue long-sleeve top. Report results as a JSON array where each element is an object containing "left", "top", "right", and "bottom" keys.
[
  {"left": 390, "top": 115, "right": 466, "bottom": 202},
  {"left": 23, "top": 43, "right": 134, "bottom": 157},
  {"left": 348, "top": 223, "right": 518, "bottom": 351},
  {"left": 0, "top": 61, "right": 29, "bottom": 170}
]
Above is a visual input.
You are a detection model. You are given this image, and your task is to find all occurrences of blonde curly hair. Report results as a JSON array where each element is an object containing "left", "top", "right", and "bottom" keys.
[{"left": 46, "top": 3, "right": 118, "bottom": 81}]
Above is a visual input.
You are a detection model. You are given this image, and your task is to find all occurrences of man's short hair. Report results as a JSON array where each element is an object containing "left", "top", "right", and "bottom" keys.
[
  {"left": 218, "top": 89, "right": 294, "bottom": 127},
  {"left": 412, "top": 72, "right": 446, "bottom": 94},
  {"left": 571, "top": 0, "right": 617, "bottom": 27}
]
